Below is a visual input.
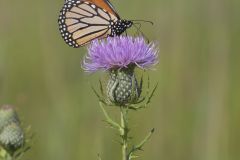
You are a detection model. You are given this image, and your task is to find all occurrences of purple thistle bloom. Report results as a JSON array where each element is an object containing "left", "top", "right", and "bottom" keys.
[{"left": 82, "top": 36, "right": 158, "bottom": 72}]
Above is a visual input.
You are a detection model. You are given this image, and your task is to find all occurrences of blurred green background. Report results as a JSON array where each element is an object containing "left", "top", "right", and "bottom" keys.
[{"left": 0, "top": 0, "right": 239, "bottom": 159}]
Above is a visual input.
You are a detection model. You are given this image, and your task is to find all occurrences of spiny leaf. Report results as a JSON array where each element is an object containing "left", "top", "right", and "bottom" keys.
[
  {"left": 91, "top": 85, "right": 101, "bottom": 100},
  {"left": 99, "top": 102, "right": 121, "bottom": 130},
  {"left": 146, "top": 83, "right": 158, "bottom": 104},
  {"left": 127, "top": 128, "right": 155, "bottom": 159},
  {"left": 139, "top": 75, "right": 143, "bottom": 96},
  {"left": 146, "top": 75, "right": 150, "bottom": 95},
  {"left": 135, "top": 128, "right": 155, "bottom": 150},
  {"left": 99, "top": 80, "right": 104, "bottom": 96}
]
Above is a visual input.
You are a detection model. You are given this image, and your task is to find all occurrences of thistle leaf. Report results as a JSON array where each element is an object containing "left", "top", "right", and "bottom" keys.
[
  {"left": 99, "top": 102, "right": 121, "bottom": 130},
  {"left": 91, "top": 85, "right": 101, "bottom": 100},
  {"left": 127, "top": 128, "right": 155, "bottom": 159},
  {"left": 99, "top": 80, "right": 104, "bottom": 96}
]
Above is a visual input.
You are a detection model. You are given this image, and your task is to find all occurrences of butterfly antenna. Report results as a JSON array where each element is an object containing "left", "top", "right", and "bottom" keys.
[
  {"left": 133, "top": 23, "right": 141, "bottom": 36},
  {"left": 130, "top": 20, "right": 154, "bottom": 25},
  {"left": 132, "top": 23, "right": 150, "bottom": 42}
]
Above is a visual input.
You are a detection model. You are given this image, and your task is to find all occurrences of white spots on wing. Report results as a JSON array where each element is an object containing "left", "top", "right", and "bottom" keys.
[
  {"left": 91, "top": 4, "right": 96, "bottom": 9},
  {"left": 59, "top": 0, "right": 120, "bottom": 47}
]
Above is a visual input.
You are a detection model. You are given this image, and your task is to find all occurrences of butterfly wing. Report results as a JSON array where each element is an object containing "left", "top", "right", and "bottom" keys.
[
  {"left": 84, "top": 0, "right": 120, "bottom": 18},
  {"left": 58, "top": 0, "right": 119, "bottom": 47}
]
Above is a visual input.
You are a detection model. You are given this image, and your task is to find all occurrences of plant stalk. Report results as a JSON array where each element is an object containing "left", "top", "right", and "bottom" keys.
[
  {"left": 120, "top": 107, "right": 128, "bottom": 160},
  {"left": 0, "top": 147, "right": 13, "bottom": 160}
]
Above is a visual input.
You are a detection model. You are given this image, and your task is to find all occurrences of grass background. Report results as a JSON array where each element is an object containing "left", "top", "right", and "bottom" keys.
[{"left": 0, "top": 0, "right": 239, "bottom": 159}]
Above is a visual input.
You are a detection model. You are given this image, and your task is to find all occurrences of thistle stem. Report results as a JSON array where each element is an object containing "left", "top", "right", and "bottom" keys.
[
  {"left": 0, "top": 147, "right": 13, "bottom": 160},
  {"left": 120, "top": 107, "right": 128, "bottom": 160}
]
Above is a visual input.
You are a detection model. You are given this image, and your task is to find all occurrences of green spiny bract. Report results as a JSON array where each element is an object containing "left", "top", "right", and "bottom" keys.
[
  {"left": 107, "top": 67, "right": 142, "bottom": 106},
  {"left": 0, "top": 122, "right": 25, "bottom": 152},
  {"left": 0, "top": 105, "right": 20, "bottom": 132}
]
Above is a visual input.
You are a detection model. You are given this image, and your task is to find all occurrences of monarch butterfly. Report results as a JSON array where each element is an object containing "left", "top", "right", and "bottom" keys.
[{"left": 58, "top": 0, "right": 133, "bottom": 48}]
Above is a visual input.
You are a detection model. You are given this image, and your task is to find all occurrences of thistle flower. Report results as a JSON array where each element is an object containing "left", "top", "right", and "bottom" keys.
[
  {"left": 83, "top": 36, "right": 158, "bottom": 72},
  {"left": 83, "top": 36, "right": 159, "bottom": 105}
]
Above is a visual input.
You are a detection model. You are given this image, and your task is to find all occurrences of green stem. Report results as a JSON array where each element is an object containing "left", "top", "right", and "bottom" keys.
[
  {"left": 0, "top": 147, "right": 13, "bottom": 160},
  {"left": 120, "top": 107, "right": 128, "bottom": 160}
]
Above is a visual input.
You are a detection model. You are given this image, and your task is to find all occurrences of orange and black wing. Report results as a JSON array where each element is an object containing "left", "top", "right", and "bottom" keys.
[
  {"left": 58, "top": 0, "right": 119, "bottom": 48},
  {"left": 83, "top": 0, "right": 120, "bottom": 19}
]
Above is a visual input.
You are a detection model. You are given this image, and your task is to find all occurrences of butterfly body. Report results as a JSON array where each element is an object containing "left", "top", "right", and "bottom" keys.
[
  {"left": 58, "top": 0, "right": 132, "bottom": 48},
  {"left": 110, "top": 20, "right": 132, "bottom": 36}
]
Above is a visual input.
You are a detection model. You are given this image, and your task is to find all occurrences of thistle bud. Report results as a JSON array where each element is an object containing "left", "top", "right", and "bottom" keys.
[
  {"left": 0, "top": 122, "right": 25, "bottom": 151},
  {"left": 0, "top": 105, "right": 20, "bottom": 131},
  {"left": 107, "top": 67, "right": 141, "bottom": 105}
]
